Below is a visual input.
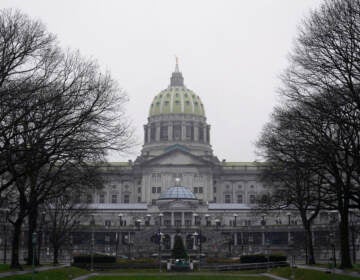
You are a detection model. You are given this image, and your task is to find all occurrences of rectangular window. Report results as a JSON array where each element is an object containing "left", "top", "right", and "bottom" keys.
[
  {"left": 137, "top": 196, "right": 141, "bottom": 202},
  {"left": 151, "top": 199, "right": 156, "bottom": 205},
  {"left": 105, "top": 220, "right": 111, "bottom": 227},
  {"left": 199, "top": 187, "right": 203, "bottom": 193},
  {"left": 86, "top": 194, "right": 93, "bottom": 204},
  {"left": 137, "top": 187, "right": 141, "bottom": 193},
  {"left": 194, "top": 187, "right": 198, "bottom": 193},
  {"left": 237, "top": 194, "right": 243, "bottom": 203},
  {"left": 111, "top": 194, "right": 117, "bottom": 204},
  {"left": 249, "top": 194, "right": 256, "bottom": 204},
  {"left": 124, "top": 194, "right": 130, "bottom": 204},
  {"left": 224, "top": 194, "right": 231, "bottom": 203},
  {"left": 186, "top": 124, "right": 193, "bottom": 140},
  {"left": 213, "top": 196, "right": 216, "bottom": 202},
  {"left": 152, "top": 187, "right": 156, "bottom": 193},
  {"left": 156, "top": 187, "right": 161, "bottom": 193},
  {"left": 150, "top": 124, "right": 156, "bottom": 141},
  {"left": 199, "top": 126, "right": 204, "bottom": 142},
  {"left": 160, "top": 125, "right": 168, "bottom": 141},
  {"left": 213, "top": 187, "right": 216, "bottom": 193},
  {"left": 99, "top": 194, "right": 105, "bottom": 204},
  {"left": 173, "top": 124, "right": 181, "bottom": 140}
]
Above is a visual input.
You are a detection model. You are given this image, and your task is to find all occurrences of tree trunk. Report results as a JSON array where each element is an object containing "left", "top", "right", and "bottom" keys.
[
  {"left": 53, "top": 245, "right": 59, "bottom": 265},
  {"left": 27, "top": 208, "right": 38, "bottom": 265},
  {"left": 339, "top": 208, "right": 352, "bottom": 268},
  {"left": 305, "top": 225, "right": 316, "bottom": 264},
  {"left": 10, "top": 219, "right": 23, "bottom": 269}
]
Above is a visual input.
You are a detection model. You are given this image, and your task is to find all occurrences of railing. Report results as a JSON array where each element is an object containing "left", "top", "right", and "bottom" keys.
[{"left": 201, "top": 261, "right": 288, "bottom": 271}]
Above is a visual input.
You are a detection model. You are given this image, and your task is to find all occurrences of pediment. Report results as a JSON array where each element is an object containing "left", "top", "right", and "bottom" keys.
[{"left": 145, "top": 149, "right": 208, "bottom": 166}]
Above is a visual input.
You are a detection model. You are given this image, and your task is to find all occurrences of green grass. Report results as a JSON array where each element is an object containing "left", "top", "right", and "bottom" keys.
[
  {"left": 0, "top": 264, "right": 11, "bottom": 272},
  {"left": 89, "top": 276, "right": 270, "bottom": 280},
  {"left": 0, "top": 266, "right": 88, "bottom": 280},
  {"left": 270, "top": 267, "right": 360, "bottom": 280}
]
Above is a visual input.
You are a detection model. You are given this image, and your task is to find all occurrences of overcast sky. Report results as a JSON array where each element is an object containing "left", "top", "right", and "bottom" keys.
[{"left": 1, "top": 0, "right": 324, "bottom": 162}]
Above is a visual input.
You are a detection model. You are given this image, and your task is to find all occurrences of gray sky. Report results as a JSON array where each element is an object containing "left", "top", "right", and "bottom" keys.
[{"left": 1, "top": 0, "right": 324, "bottom": 162}]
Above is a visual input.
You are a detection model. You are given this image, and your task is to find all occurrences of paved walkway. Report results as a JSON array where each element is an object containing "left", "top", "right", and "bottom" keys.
[
  {"left": 298, "top": 264, "right": 360, "bottom": 278},
  {"left": 261, "top": 273, "right": 288, "bottom": 280},
  {"left": 0, "top": 264, "right": 69, "bottom": 278}
]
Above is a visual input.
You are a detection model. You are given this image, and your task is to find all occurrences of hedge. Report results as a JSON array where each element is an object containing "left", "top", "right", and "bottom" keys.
[
  {"left": 240, "top": 254, "right": 287, "bottom": 263},
  {"left": 73, "top": 254, "right": 116, "bottom": 264}
]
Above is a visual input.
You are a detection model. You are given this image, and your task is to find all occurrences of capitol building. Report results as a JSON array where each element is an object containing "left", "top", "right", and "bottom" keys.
[{"left": 73, "top": 62, "right": 350, "bottom": 260}]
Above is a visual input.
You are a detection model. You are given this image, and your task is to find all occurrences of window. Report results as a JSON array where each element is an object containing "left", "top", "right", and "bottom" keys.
[
  {"left": 137, "top": 196, "right": 141, "bottom": 202},
  {"left": 111, "top": 194, "right": 117, "bottom": 204},
  {"left": 213, "top": 196, "right": 216, "bottom": 202},
  {"left": 105, "top": 220, "right": 111, "bottom": 227},
  {"left": 199, "top": 126, "right": 204, "bottom": 142},
  {"left": 160, "top": 125, "right": 168, "bottom": 141},
  {"left": 186, "top": 124, "right": 193, "bottom": 140},
  {"left": 173, "top": 124, "right": 181, "bottom": 140},
  {"left": 151, "top": 199, "right": 156, "bottom": 205},
  {"left": 150, "top": 124, "right": 156, "bottom": 141},
  {"left": 237, "top": 194, "right": 243, "bottom": 203},
  {"left": 86, "top": 194, "right": 93, "bottom": 204},
  {"left": 157, "top": 187, "right": 161, "bottom": 193},
  {"left": 194, "top": 187, "right": 198, "bottom": 193},
  {"left": 224, "top": 194, "right": 231, "bottom": 203},
  {"left": 137, "top": 187, "right": 141, "bottom": 193},
  {"left": 99, "top": 194, "right": 105, "bottom": 204},
  {"left": 152, "top": 187, "right": 156, "bottom": 193},
  {"left": 198, "top": 187, "right": 203, "bottom": 193},
  {"left": 124, "top": 194, "right": 130, "bottom": 204},
  {"left": 249, "top": 194, "right": 256, "bottom": 204},
  {"left": 213, "top": 187, "right": 217, "bottom": 193}
]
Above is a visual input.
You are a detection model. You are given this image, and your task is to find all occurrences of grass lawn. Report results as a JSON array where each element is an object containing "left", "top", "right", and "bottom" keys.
[
  {"left": 89, "top": 276, "right": 270, "bottom": 280},
  {"left": 0, "top": 264, "right": 11, "bottom": 272},
  {"left": 0, "top": 266, "right": 88, "bottom": 280},
  {"left": 271, "top": 267, "right": 360, "bottom": 280}
]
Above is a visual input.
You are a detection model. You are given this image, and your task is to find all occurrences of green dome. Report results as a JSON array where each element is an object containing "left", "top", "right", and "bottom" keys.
[{"left": 149, "top": 86, "right": 205, "bottom": 117}]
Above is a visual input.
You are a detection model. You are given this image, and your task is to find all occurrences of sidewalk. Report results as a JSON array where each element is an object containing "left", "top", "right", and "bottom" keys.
[
  {"left": 0, "top": 264, "right": 69, "bottom": 278},
  {"left": 297, "top": 264, "right": 360, "bottom": 278},
  {"left": 261, "top": 273, "right": 289, "bottom": 280}
]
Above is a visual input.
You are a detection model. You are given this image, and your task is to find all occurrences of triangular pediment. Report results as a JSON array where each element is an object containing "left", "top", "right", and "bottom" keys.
[{"left": 144, "top": 149, "right": 209, "bottom": 166}]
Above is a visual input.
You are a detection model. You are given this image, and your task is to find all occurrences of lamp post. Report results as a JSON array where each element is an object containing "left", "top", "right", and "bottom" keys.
[
  {"left": 248, "top": 234, "right": 253, "bottom": 254},
  {"left": 193, "top": 231, "right": 200, "bottom": 271},
  {"left": 215, "top": 219, "right": 220, "bottom": 231},
  {"left": 135, "top": 219, "right": 141, "bottom": 231},
  {"left": 0, "top": 208, "right": 9, "bottom": 264},
  {"left": 146, "top": 214, "right": 151, "bottom": 226},
  {"left": 329, "top": 232, "right": 336, "bottom": 277},
  {"left": 233, "top": 214, "right": 238, "bottom": 227},
  {"left": 265, "top": 238, "right": 271, "bottom": 272},
  {"left": 38, "top": 211, "right": 46, "bottom": 264},
  {"left": 286, "top": 212, "right": 291, "bottom": 225},
  {"left": 205, "top": 214, "right": 210, "bottom": 227},
  {"left": 192, "top": 213, "right": 198, "bottom": 226},
  {"left": 90, "top": 215, "right": 95, "bottom": 272},
  {"left": 261, "top": 213, "right": 267, "bottom": 226},
  {"left": 116, "top": 213, "right": 123, "bottom": 257},
  {"left": 288, "top": 234, "right": 295, "bottom": 280},
  {"left": 158, "top": 231, "right": 163, "bottom": 272},
  {"left": 31, "top": 232, "right": 37, "bottom": 280},
  {"left": 159, "top": 213, "right": 163, "bottom": 227}
]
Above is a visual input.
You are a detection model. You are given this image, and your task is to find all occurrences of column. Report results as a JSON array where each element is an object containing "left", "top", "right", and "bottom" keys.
[
  {"left": 181, "top": 122, "right": 186, "bottom": 141},
  {"left": 168, "top": 123, "right": 173, "bottom": 141},
  {"left": 155, "top": 123, "right": 160, "bottom": 141},
  {"left": 234, "top": 232, "right": 238, "bottom": 246},
  {"left": 203, "top": 126, "right": 207, "bottom": 144},
  {"left": 262, "top": 232, "right": 265, "bottom": 245},
  {"left": 171, "top": 212, "right": 174, "bottom": 226},
  {"left": 181, "top": 212, "right": 185, "bottom": 226},
  {"left": 147, "top": 126, "right": 151, "bottom": 143},
  {"left": 171, "top": 234, "right": 175, "bottom": 249},
  {"left": 194, "top": 123, "right": 199, "bottom": 142}
]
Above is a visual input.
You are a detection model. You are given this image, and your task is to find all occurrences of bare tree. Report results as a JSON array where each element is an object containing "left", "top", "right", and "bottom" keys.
[{"left": 0, "top": 9, "right": 133, "bottom": 268}]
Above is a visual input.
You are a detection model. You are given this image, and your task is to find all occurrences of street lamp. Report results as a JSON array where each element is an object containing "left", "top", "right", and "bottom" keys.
[
  {"left": 193, "top": 231, "right": 200, "bottom": 271},
  {"left": 135, "top": 219, "right": 141, "bottom": 231},
  {"left": 329, "top": 232, "right": 336, "bottom": 276},
  {"left": 261, "top": 213, "right": 267, "bottom": 226},
  {"left": 205, "top": 214, "right": 210, "bottom": 227},
  {"left": 0, "top": 208, "right": 9, "bottom": 264},
  {"left": 90, "top": 215, "right": 95, "bottom": 272},
  {"left": 288, "top": 234, "right": 295, "bottom": 280},
  {"left": 265, "top": 238, "right": 271, "bottom": 272},
  {"left": 158, "top": 231, "right": 163, "bottom": 272},
  {"left": 38, "top": 211, "right": 46, "bottom": 264},
  {"left": 233, "top": 214, "right": 238, "bottom": 227},
  {"left": 192, "top": 213, "right": 198, "bottom": 226},
  {"left": 118, "top": 213, "right": 123, "bottom": 226},
  {"left": 32, "top": 232, "right": 37, "bottom": 280},
  {"left": 248, "top": 234, "right": 254, "bottom": 254},
  {"left": 146, "top": 214, "right": 151, "bottom": 226},
  {"left": 286, "top": 212, "right": 291, "bottom": 225},
  {"left": 159, "top": 213, "right": 163, "bottom": 227},
  {"left": 215, "top": 219, "right": 220, "bottom": 231}
]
